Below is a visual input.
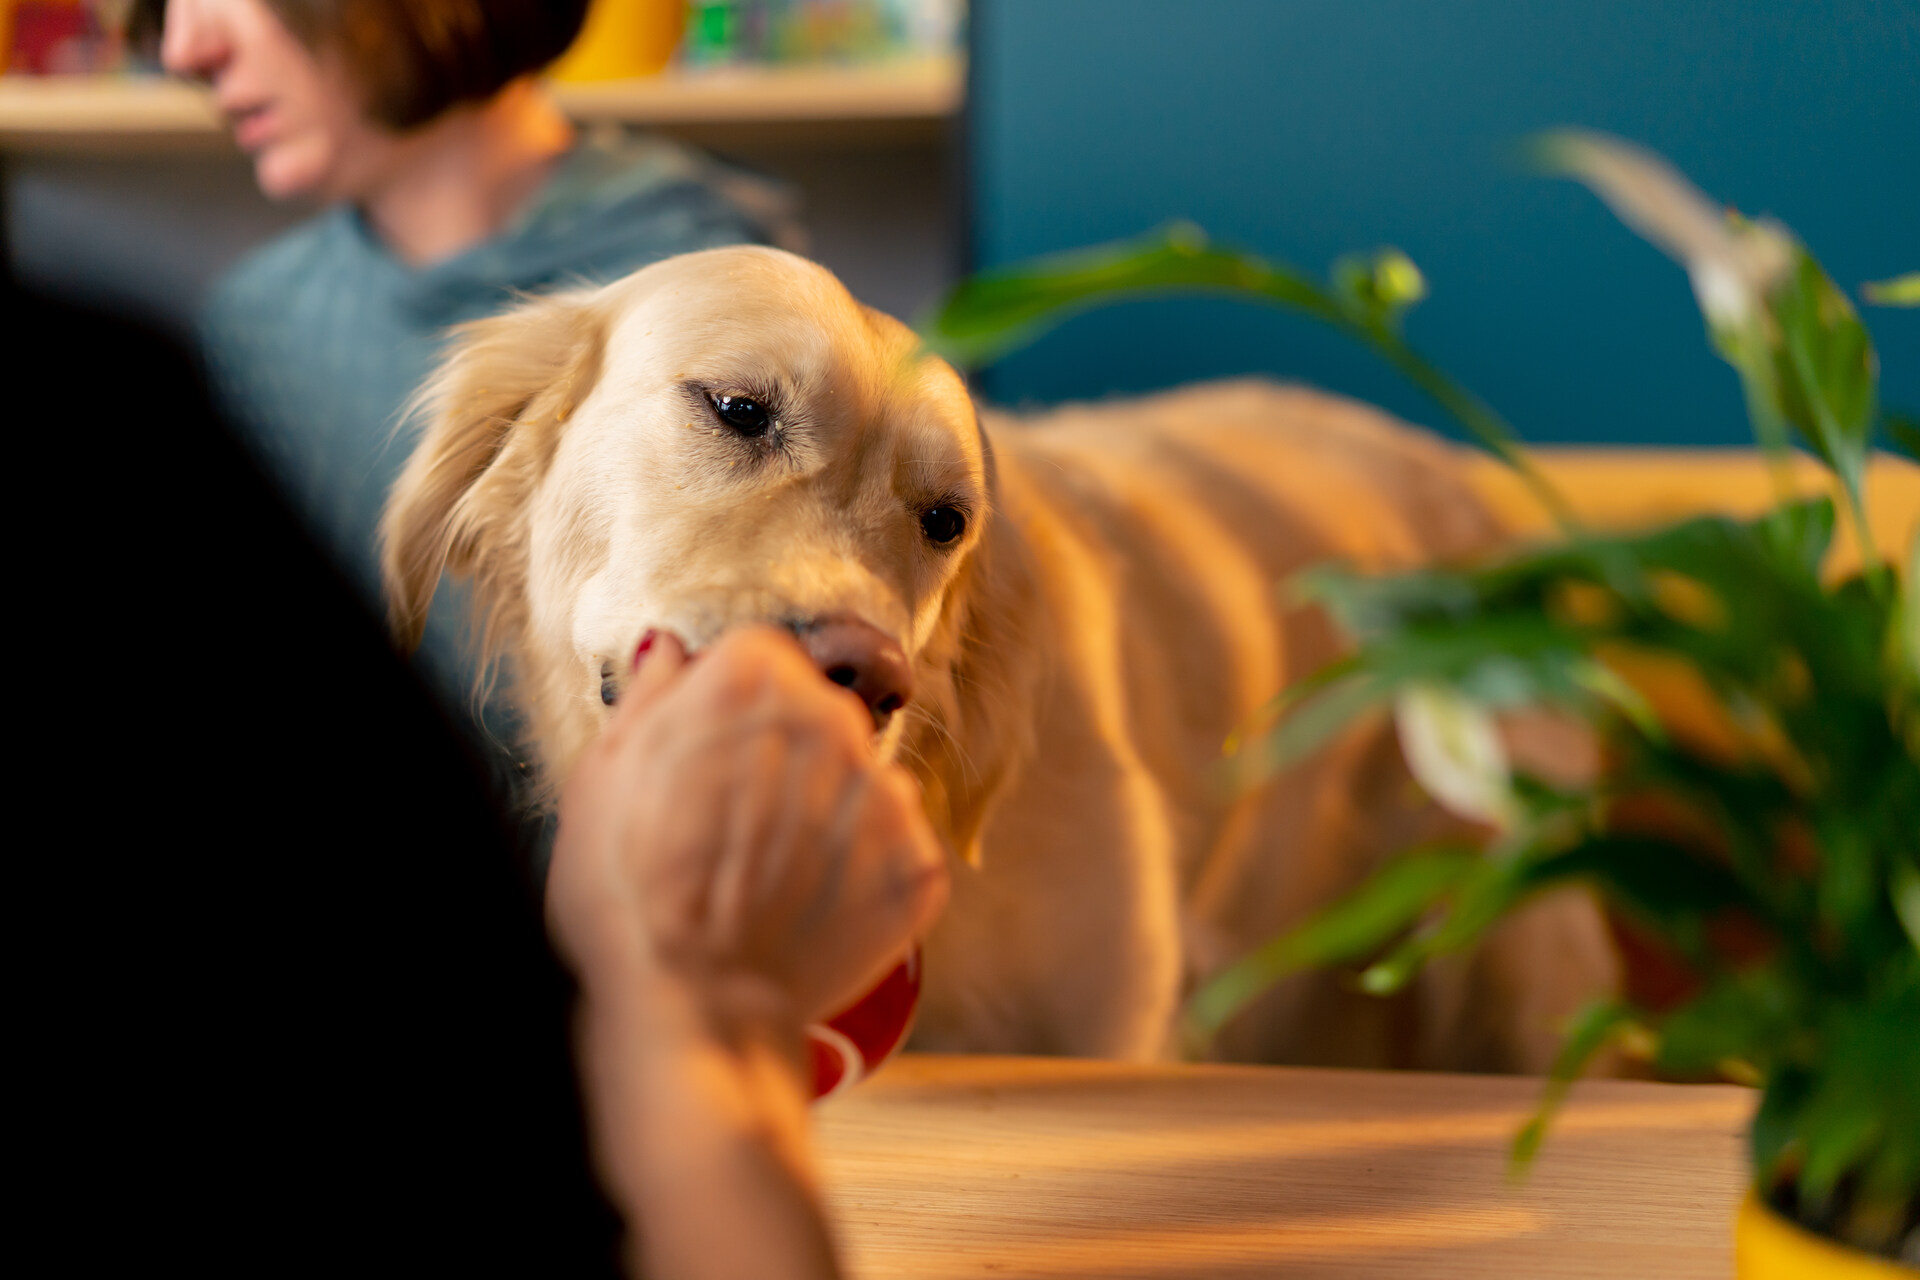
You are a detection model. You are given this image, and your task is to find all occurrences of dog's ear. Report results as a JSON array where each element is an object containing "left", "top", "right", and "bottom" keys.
[
  {"left": 907, "top": 443, "right": 1044, "bottom": 868},
  {"left": 380, "top": 291, "right": 605, "bottom": 653}
]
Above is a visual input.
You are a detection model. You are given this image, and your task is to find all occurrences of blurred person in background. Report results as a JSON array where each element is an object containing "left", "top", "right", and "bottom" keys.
[{"left": 160, "top": 0, "right": 792, "bottom": 790}]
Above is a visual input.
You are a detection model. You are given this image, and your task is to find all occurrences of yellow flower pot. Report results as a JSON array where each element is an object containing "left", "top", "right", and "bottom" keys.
[
  {"left": 549, "top": 0, "right": 686, "bottom": 83},
  {"left": 1737, "top": 1192, "right": 1915, "bottom": 1278}
]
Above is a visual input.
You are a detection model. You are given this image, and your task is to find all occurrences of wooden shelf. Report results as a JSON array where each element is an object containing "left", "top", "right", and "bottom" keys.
[
  {"left": 0, "top": 57, "right": 962, "bottom": 153},
  {"left": 556, "top": 58, "right": 960, "bottom": 124},
  {"left": 0, "top": 75, "right": 224, "bottom": 147}
]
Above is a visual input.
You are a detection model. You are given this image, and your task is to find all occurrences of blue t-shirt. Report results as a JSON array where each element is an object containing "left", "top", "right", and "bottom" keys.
[{"left": 201, "top": 129, "right": 785, "bottom": 722}]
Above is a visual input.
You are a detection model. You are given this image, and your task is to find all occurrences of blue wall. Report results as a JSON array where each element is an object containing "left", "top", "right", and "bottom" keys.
[{"left": 969, "top": 0, "right": 1919, "bottom": 446}]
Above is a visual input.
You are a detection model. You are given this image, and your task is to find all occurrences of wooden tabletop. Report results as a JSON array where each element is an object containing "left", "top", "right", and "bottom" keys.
[{"left": 815, "top": 1055, "right": 1753, "bottom": 1279}]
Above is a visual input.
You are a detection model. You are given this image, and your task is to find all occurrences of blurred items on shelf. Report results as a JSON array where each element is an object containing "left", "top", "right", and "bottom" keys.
[
  {"left": 8, "top": 1, "right": 111, "bottom": 74},
  {"left": 553, "top": 0, "right": 966, "bottom": 86},
  {"left": 2, "top": 0, "right": 959, "bottom": 82},
  {"left": 681, "top": 0, "right": 962, "bottom": 67},
  {"left": 4, "top": 0, "right": 159, "bottom": 75}
]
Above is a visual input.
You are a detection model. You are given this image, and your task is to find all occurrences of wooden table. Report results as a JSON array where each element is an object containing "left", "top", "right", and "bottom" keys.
[{"left": 816, "top": 1056, "right": 1753, "bottom": 1279}]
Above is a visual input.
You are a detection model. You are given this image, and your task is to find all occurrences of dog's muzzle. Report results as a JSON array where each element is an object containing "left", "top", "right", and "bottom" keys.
[{"left": 599, "top": 616, "right": 913, "bottom": 733}]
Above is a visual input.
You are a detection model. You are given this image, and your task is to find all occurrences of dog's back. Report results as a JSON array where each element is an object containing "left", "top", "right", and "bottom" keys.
[
  {"left": 919, "top": 379, "right": 1618, "bottom": 1069},
  {"left": 991, "top": 378, "right": 1504, "bottom": 832}
]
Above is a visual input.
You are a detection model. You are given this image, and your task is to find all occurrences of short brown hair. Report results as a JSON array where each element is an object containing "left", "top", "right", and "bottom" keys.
[{"left": 266, "top": 0, "right": 590, "bottom": 131}]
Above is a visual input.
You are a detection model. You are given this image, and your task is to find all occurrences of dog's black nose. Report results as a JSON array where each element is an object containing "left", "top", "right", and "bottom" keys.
[{"left": 800, "top": 617, "right": 914, "bottom": 730}]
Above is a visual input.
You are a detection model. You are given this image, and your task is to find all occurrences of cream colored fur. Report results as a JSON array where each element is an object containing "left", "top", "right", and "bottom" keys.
[{"left": 382, "top": 246, "right": 1617, "bottom": 1069}]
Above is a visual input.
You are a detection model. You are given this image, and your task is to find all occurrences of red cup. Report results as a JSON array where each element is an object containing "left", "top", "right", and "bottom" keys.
[{"left": 805, "top": 947, "right": 921, "bottom": 1099}]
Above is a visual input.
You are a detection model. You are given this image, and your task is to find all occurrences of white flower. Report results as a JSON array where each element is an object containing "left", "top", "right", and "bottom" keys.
[
  {"left": 1394, "top": 683, "right": 1518, "bottom": 829},
  {"left": 1688, "top": 260, "right": 1757, "bottom": 331},
  {"left": 1543, "top": 130, "right": 1792, "bottom": 330}
]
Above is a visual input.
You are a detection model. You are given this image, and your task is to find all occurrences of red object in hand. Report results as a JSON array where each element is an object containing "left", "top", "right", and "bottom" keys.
[{"left": 806, "top": 948, "right": 921, "bottom": 1099}]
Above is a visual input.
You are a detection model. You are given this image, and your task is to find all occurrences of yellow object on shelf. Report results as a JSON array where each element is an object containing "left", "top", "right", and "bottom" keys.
[
  {"left": 549, "top": 0, "right": 686, "bottom": 83},
  {"left": 1736, "top": 1193, "right": 1915, "bottom": 1279}
]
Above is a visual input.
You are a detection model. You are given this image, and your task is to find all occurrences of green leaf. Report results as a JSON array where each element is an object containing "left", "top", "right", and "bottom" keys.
[
  {"left": 1293, "top": 563, "right": 1482, "bottom": 639},
  {"left": 1754, "top": 497, "right": 1838, "bottom": 580},
  {"left": 1223, "top": 673, "right": 1391, "bottom": 790},
  {"left": 1612, "top": 742, "right": 1800, "bottom": 920},
  {"left": 1748, "top": 970, "right": 1920, "bottom": 1235},
  {"left": 1750, "top": 1063, "right": 1813, "bottom": 1187},
  {"left": 1182, "top": 846, "right": 1479, "bottom": 1042},
  {"left": 1360, "top": 836, "right": 1549, "bottom": 993},
  {"left": 1771, "top": 249, "right": 1878, "bottom": 474},
  {"left": 1840, "top": 988, "right": 1920, "bottom": 1246},
  {"left": 918, "top": 223, "right": 1572, "bottom": 523},
  {"left": 1906, "top": 526, "right": 1920, "bottom": 685},
  {"left": 1654, "top": 967, "right": 1796, "bottom": 1077},
  {"left": 1812, "top": 819, "right": 1883, "bottom": 950},
  {"left": 1885, "top": 410, "right": 1920, "bottom": 462},
  {"left": 1512, "top": 999, "right": 1637, "bottom": 1173},
  {"left": 919, "top": 222, "right": 1339, "bottom": 370},
  {"left": 1241, "top": 497, "right": 1878, "bottom": 831},
  {"left": 1569, "top": 659, "right": 1664, "bottom": 742},
  {"left": 1558, "top": 835, "right": 1763, "bottom": 958},
  {"left": 1532, "top": 130, "right": 1879, "bottom": 549},
  {"left": 1790, "top": 979, "right": 1920, "bottom": 1210},
  {"left": 1797, "top": 1104, "right": 1883, "bottom": 1214},
  {"left": 1861, "top": 272, "right": 1920, "bottom": 306},
  {"left": 1226, "top": 614, "right": 1607, "bottom": 793},
  {"left": 1220, "top": 653, "right": 1364, "bottom": 760},
  {"left": 1768, "top": 248, "right": 1881, "bottom": 565},
  {"left": 1892, "top": 858, "right": 1920, "bottom": 957},
  {"left": 1360, "top": 830, "right": 1762, "bottom": 996}
]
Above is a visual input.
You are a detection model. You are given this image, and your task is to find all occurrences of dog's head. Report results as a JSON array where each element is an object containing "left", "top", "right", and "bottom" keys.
[{"left": 381, "top": 246, "right": 1037, "bottom": 862}]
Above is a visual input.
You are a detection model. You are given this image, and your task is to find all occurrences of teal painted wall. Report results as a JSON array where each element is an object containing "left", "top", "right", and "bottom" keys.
[{"left": 969, "top": 0, "right": 1919, "bottom": 446}]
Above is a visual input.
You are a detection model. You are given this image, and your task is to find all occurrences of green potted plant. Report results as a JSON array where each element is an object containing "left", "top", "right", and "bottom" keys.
[{"left": 920, "top": 132, "right": 1919, "bottom": 1274}]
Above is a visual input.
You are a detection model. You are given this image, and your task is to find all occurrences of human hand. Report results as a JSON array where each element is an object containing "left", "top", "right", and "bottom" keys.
[{"left": 545, "top": 627, "right": 949, "bottom": 1034}]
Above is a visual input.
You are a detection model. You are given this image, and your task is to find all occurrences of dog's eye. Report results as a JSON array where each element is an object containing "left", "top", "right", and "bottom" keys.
[
  {"left": 711, "top": 394, "right": 771, "bottom": 437},
  {"left": 920, "top": 506, "right": 967, "bottom": 545}
]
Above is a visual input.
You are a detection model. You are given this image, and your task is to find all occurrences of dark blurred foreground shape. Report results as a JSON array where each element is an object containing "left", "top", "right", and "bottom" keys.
[
  {"left": 968, "top": 0, "right": 1919, "bottom": 445},
  {"left": 8, "top": 275, "right": 622, "bottom": 1276}
]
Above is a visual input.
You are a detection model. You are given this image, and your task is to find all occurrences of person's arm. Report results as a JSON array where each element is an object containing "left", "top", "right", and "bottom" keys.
[
  {"left": 573, "top": 955, "right": 836, "bottom": 1280},
  {"left": 544, "top": 629, "right": 949, "bottom": 1280}
]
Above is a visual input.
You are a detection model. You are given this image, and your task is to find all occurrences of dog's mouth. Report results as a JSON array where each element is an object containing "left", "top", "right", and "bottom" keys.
[{"left": 597, "top": 617, "right": 913, "bottom": 734}]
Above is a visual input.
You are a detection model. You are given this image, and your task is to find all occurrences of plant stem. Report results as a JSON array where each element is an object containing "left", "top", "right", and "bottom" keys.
[
  {"left": 1348, "top": 318, "right": 1580, "bottom": 531},
  {"left": 1230, "top": 262, "right": 1577, "bottom": 530},
  {"left": 1780, "top": 330, "right": 1884, "bottom": 579},
  {"left": 1138, "top": 245, "right": 1579, "bottom": 530},
  {"left": 1728, "top": 326, "right": 1799, "bottom": 507}
]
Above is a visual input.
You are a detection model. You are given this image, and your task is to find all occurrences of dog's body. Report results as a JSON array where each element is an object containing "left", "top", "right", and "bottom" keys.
[{"left": 384, "top": 246, "right": 1616, "bottom": 1069}]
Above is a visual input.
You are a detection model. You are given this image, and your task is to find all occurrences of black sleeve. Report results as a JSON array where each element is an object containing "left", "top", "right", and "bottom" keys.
[{"left": 9, "top": 282, "right": 624, "bottom": 1277}]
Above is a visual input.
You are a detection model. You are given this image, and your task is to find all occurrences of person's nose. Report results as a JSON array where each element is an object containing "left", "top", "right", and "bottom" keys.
[
  {"left": 799, "top": 618, "right": 914, "bottom": 731},
  {"left": 160, "top": 0, "right": 232, "bottom": 81}
]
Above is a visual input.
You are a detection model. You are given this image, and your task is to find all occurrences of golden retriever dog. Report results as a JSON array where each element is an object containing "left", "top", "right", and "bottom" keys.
[{"left": 381, "top": 246, "right": 1616, "bottom": 1069}]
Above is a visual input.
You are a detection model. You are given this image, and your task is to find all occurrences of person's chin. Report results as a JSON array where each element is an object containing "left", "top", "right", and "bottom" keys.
[{"left": 251, "top": 141, "right": 332, "bottom": 203}]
